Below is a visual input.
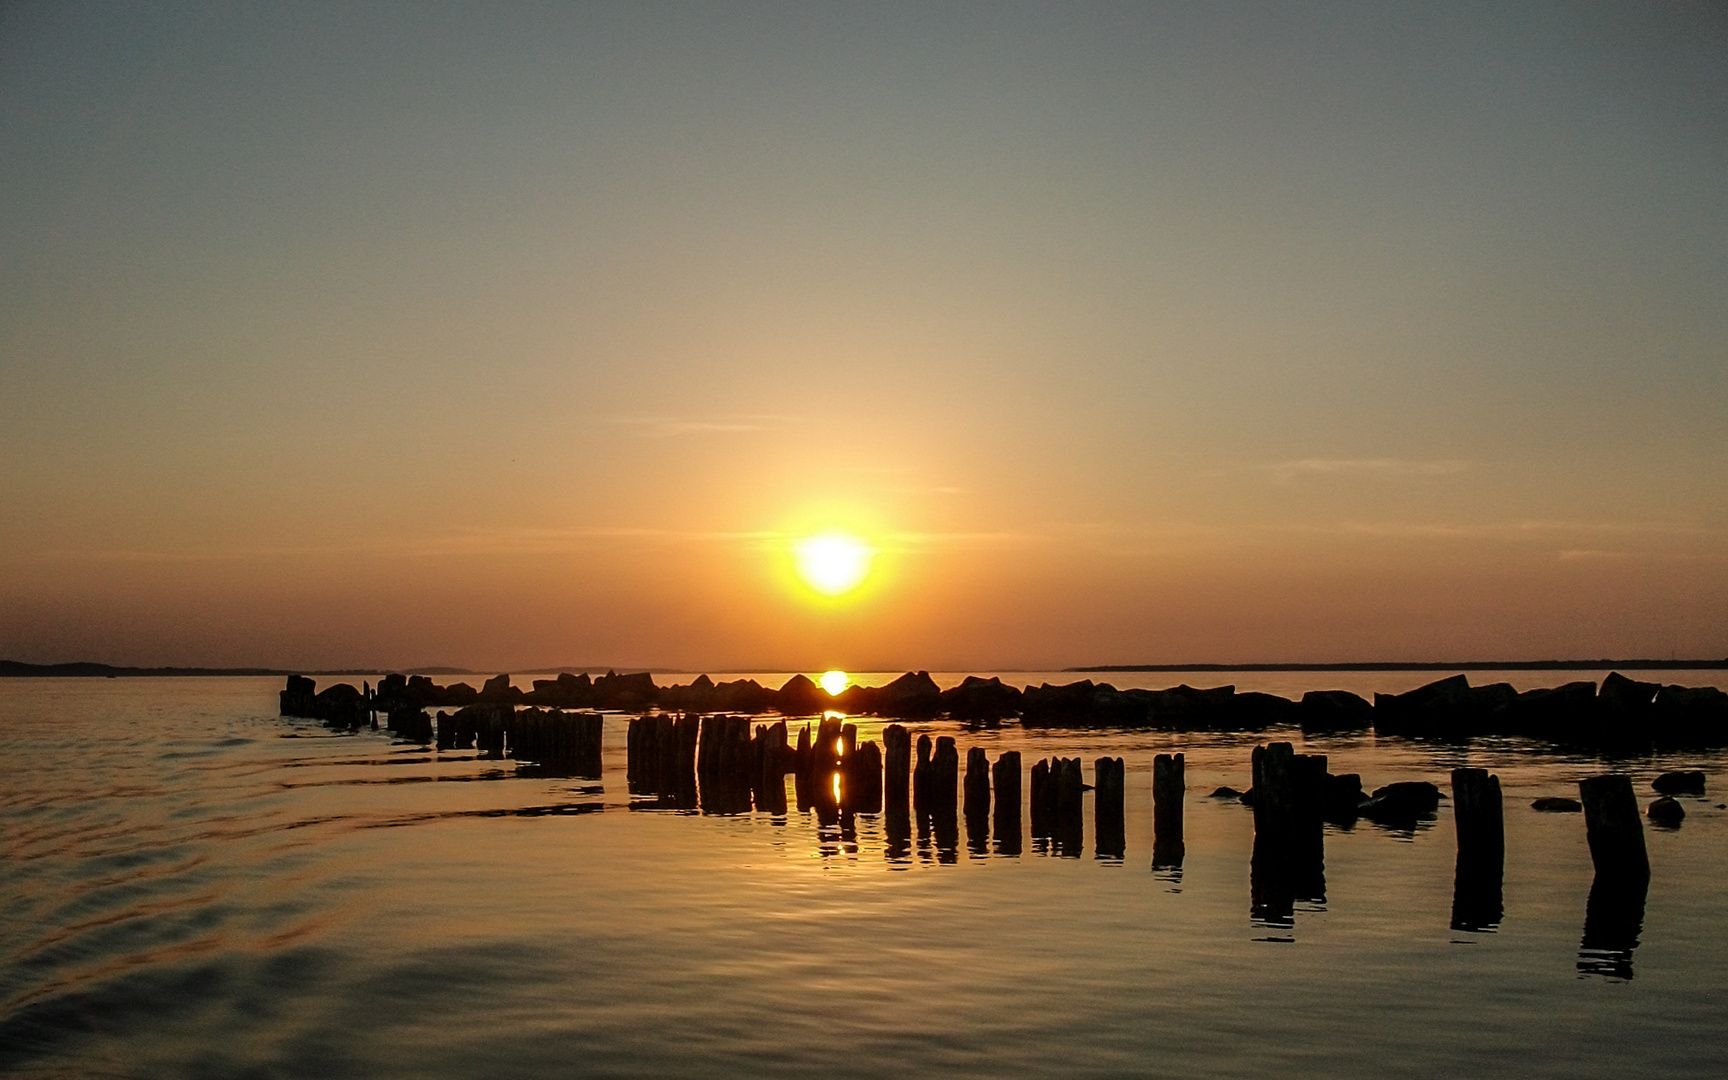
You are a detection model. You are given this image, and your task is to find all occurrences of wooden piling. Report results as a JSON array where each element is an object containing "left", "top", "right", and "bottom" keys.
[
  {"left": 913, "top": 734, "right": 933, "bottom": 812},
  {"left": 1579, "top": 774, "right": 1649, "bottom": 878},
  {"left": 883, "top": 724, "right": 911, "bottom": 810},
  {"left": 964, "top": 746, "right": 990, "bottom": 819},
  {"left": 932, "top": 736, "right": 960, "bottom": 810},
  {"left": 1094, "top": 756, "right": 1125, "bottom": 858},
  {"left": 992, "top": 751, "right": 1022, "bottom": 854},
  {"left": 1452, "top": 767, "right": 1504, "bottom": 860},
  {"left": 1029, "top": 758, "right": 1052, "bottom": 837},
  {"left": 1152, "top": 752, "right": 1185, "bottom": 868},
  {"left": 848, "top": 739, "right": 883, "bottom": 814}
]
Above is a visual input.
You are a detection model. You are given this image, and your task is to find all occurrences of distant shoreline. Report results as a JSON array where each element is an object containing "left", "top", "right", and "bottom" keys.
[{"left": 3, "top": 658, "right": 1725, "bottom": 678}]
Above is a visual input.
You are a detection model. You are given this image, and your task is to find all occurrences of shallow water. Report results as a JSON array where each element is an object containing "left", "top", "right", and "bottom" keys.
[{"left": 3, "top": 673, "right": 1726, "bottom": 1078}]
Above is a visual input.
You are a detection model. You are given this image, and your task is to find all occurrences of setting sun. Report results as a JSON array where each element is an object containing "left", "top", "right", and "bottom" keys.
[
  {"left": 818, "top": 670, "right": 850, "bottom": 695},
  {"left": 792, "top": 533, "right": 874, "bottom": 596}
]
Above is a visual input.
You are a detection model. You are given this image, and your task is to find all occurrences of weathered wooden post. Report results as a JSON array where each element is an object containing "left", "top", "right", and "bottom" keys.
[
  {"left": 932, "top": 737, "right": 960, "bottom": 810},
  {"left": 913, "top": 734, "right": 933, "bottom": 813},
  {"left": 1094, "top": 756, "right": 1125, "bottom": 859},
  {"left": 1029, "top": 758, "right": 1052, "bottom": 838},
  {"left": 1579, "top": 774, "right": 1649, "bottom": 878},
  {"left": 964, "top": 746, "right": 990, "bottom": 819},
  {"left": 435, "top": 711, "right": 454, "bottom": 751},
  {"left": 883, "top": 724, "right": 911, "bottom": 810},
  {"left": 1152, "top": 752, "right": 1185, "bottom": 869},
  {"left": 654, "top": 714, "right": 678, "bottom": 791},
  {"left": 793, "top": 721, "right": 813, "bottom": 811},
  {"left": 1450, "top": 766, "right": 1504, "bottom": 932},
  {"left": 1054, "top": 758, "right": 1084, "bottom": 856},
  {"left": 847, "top": 739, "right": 883, "bottom": 814},
  {"left": 572, "top": 712, "right": 602, "bottom": 778},
  {"left": 990, "top": 751, "right": 1021, "bottom": 854}
]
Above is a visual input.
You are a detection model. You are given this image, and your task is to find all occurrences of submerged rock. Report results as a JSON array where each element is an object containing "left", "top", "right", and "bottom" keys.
[
  {"left": 1647, "top": 796, "right": 1686, "bottom": 827},
  {"left": 1209, "top": 786, "right": 1244, "bottom": 799},
  {"left": 1652, "top": 770, "right": 1706, "bottom": 796},
  {"left": 1531, "top": 796, "right": 1583, "bottom": 813},
  {"left": 1361, "top": 780, "right": 1442, "bottom": 825}
]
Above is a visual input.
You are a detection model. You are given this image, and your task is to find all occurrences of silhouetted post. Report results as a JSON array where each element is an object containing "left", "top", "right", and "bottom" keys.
[
  {"left": 1029, "top": 758, "right": 1052, "bottom": 838},
  {"left": 1048, "top": 758, "right": 1083, "bottom": 856},
  {"left": 847, "top": 739, "right": 883, "bottom": 814},
  {"left": 1252, "top": 742, "right": 1296, "bottom": 837},
  {"left": 932, "top": 737, "right": 960, "bottom": 809},
  {"left": 964, "top": 746, "right": 990, "bottom": 819},
  {"left": 992, "top": 751, "right": 1022, "bottom": 855},
  {"left": 794, "top": 721, "right": 813, "bottom": 811},
  {"left": 1579, "top": 774, "right": 1649, "bottom": 878},
  {"left": 1094, "top": 756, "right": 1125, "bottom": 859},
  {"left": 913, "top": 734, "right": 933, "bottom": 813},
  {"left": 572, "top": 712, "right": 603, "bottom": 778},
  {"left": 1152, "top": 752, "right": 1185, "bottom": 869},
  {"left": 840, "top": 722, "right": 857, "bottom": 761},
  {"left": 1449, "top": 767, "right": 1504, "bottom": 931},
  {"left": 883, "top": 724, "right": 911, "bottom": 811},
  {"left": 435, "top": 711, "right": 454, "bottom": 750},
  {"left": 651, "top": 715, "right": 675, "bottom": 790},
  {"left": 675, "top": 714, "right": 699, "bottom": 797}
]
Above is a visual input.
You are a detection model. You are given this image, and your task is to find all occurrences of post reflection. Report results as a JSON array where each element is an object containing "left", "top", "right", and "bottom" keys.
[{"left": 1578, "top": 870, "right": 1649, "bottom": 980}]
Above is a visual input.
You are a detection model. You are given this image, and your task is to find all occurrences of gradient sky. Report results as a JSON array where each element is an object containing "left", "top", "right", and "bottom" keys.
[{"left": 3, "top": 2, "right": 1725, "bottom": 671}]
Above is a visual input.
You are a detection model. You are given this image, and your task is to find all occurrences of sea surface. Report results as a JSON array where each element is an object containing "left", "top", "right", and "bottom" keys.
[{"left": 3, "top": 671, "right": 1726, "bottom": 1079}]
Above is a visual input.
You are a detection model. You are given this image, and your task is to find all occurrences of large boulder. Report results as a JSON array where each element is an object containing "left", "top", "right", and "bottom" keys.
[
  {"left": 941, "top": 675, "right": 1022, "bottom": 721},
  {"left": 280, "top": 674, "right": 318, "bottom": 718},
  {"left": 875, "top": 671, "right": 943, "bottom": 718},
  {"left": 1502, "top": 681, "right": 1597, "bottom": 740},
  {"left": 477, "top": 673, "right": 523, "bottom": 704},
  {"left": 1360, "top": 780, "right": 1442, "bottom": 826},
  {"left": 1647, "top": 796, "right": 1686, "bottom": 827},
  {"left": 592, "top": 670, "right": 657, "bottom": 711},
  {"left": 1298, "top": 689, "right": 1373, "bottom": 733},
  {"left": 313, "top": 682, "right": 366, "bottom": 727},
  {"left": 1373, "top": 675, "right": 1475, "bottom": 737},
  {"left": 776, "top": 673, "right": 828, "bottom": 717},
  {"left": 1652, "top": 770, "right": 1706, "bottom": 796}
]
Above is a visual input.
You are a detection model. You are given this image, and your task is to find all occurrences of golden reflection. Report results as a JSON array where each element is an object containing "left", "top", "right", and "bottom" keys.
[
  {"left": 792, "top": 533, "right": 873, "bottom": 596},
  {"left": 818, "top": 669, "right": 850, "bottom": 696},
  {"left": 834, "top": 737, "right": 845, "bottom": 758},
  {"left": 831, "top": 772, "right": 843, "bottom": 803}
]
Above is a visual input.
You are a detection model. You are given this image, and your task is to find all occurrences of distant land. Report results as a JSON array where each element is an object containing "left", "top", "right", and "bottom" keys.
[
  {"left": 4, "top": 658, "right": 1726, "bottom": 679},
  {"left": 0, "top": 661, "right": 670, "bottom": 678},
  {"left": 1071, "top": 660, "right": 1728, "bottom": 673}
]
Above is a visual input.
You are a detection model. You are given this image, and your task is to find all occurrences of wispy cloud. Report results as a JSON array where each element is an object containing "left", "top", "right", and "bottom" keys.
[
  {"left": 1268, "top": 458, "right": 1470, "bottom": 481},
  {"left": 610, "top": 415, "right": 802, "bottom": 438}
]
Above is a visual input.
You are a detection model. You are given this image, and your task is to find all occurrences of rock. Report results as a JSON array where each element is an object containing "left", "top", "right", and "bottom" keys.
[
  {"left": 1298, "top": 689, "right": 1373, "bottom": 732},
  {"left": 1652, "top": 770, "right": 1706, "bottom": 796},
  {"left": 776, "top": 673, "right": 828, "bottom": 717},
  {"left": 477, "top": 673, "right": 522, "bottom": 704},
  {"left": 940, "top": 675, "right": 1022, "bottom": 721},
  {"left": 592, "top": 670, "right": 657, "bottom": 710},
  {"left": 1373, "top": 675, "right": 1475, "bottom": 737},
  {"left": 1503, "top": 681, "right": 1597, "bottom": 740},
  {"left": 1647, "top": 796, "right": 1686, "bottom": 826},
  {"left": 1599, "top": 671, "right": 1660, "bottom": 713},
  {"left": 1322, "top": 772, "right": 1364, "bottom": 822},
  {"left": 1209, "top": 786, "right": 1243, "bottom": 799},
  {"left": 1360, "top": 780, "right": 1442, "bottom": 825},
  {"left": 875, "top": 671, "right": 942, "bottom": 718},
  {"left": 1531, "top": 796, "right": 1583, "bottom": 813},
  {"left": 279, "top": 674, "right": 318, "bottom": 718}
]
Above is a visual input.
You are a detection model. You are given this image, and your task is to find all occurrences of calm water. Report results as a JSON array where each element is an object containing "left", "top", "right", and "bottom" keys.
[{"left": 3, "top": 672, "right": 1726, "bottom": 1079}]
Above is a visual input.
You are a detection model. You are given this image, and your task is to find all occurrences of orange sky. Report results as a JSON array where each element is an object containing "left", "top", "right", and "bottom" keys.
[{"left": 2, "top": 4, "right": 1725, "bottom": 670}]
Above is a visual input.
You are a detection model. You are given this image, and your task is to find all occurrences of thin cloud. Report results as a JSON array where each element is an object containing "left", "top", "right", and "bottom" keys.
[
  {"left": 610, "top": 415, "right": 802, "bottom": 438},
  {"left": 1268, "top": 458, "right": 1470, "bottom": 481}
]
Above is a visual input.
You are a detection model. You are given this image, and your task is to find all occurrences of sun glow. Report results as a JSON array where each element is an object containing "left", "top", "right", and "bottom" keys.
[
  {"left": 818, "top": 670, "right": 850, "bottom": 696},
  {"left": 792, "top": 533, "right": 874, "bottom": 596}
]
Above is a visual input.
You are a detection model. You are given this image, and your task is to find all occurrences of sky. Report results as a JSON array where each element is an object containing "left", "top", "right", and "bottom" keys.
[{"left": 2, "top": 1, "right": 1725, "bottom": 672}]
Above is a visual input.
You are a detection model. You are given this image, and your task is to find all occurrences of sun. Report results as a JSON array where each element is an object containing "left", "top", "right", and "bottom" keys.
[
  {"left": 792, "top": 533, "right": 874, "bottom": 596},
  {"left": 818, "top": 670, "right": 850, "bottom": 696}
]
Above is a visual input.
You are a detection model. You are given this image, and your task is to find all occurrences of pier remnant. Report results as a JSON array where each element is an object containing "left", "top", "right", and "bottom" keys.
[
  {"left": 1579, "top": 774, "right": 1649, "bottom": 878},
  {"left": 1094, "top": 756, "right": 1125, "bottom": 859},
  {"left": 1152, "top": 752, "right": 1185, "bottom": 868}
]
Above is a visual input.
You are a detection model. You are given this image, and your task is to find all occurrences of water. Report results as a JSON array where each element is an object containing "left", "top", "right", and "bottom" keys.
[{"left": 3, "top": 672, "right": 1726, "bottom": 1078}]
